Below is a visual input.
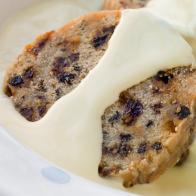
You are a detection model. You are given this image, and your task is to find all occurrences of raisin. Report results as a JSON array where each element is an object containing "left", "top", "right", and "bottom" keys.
[
  {"left": 38, "top": 106, "right": 46, "bottom": 117},
  {"left": 73, "top": 66, "right": 81, "bottom": 72},
  {"left": 92, "top": 26, "right": 115, "bottom": 48},
  {"left": 69, "top": 53, "right": 80, "bottom": 62},
  {"left": 176, "top": 105, "right": 191, "bottom": 120},
  {"left": 108, "top": 111, "right": 121, "bottom": 123},
  {"left": 151, "top": 142, "right": 162, "bottom": 151},
  {"left": 55, "top": 57, "right": 69, "bottom": 67},
  {"left": 155, "top": 70, "right": 173, "bottom": 84},
  {"left": 20, "top": 107, "right": 33, "bottom": 121},
  {"left": 152, "top": 103, "right": 163, "bottom": 114},
  {"left": 146, "top": 120, "right": 154, "bottom": 128},
  {"left": 9, "top": 75, "right": 23, "bottom": 87},
  {"left": 118, "top": 143, "right": 132, "bottom": 157},
  {"left": 138, "top": 143, "right": 147, "bottom": 154},
  {"left": 93, "top": 34, "right": 108, "bottom": 48},
  {"left": 119, "top": 133, "right": 132, "bottom": 142},
  {"left": 58, "top": 73, "right": 75, "bottom": 85},
  {"left": 125, "top": 99, "right": 143, "bottom": 117},
  {"left": 122, "top": 99, "right": 143, "bottom": 125},
  {"left": 23, "top": 67, "right": 34, "bottom": 79},
  {"left": 30, "top": 37, "right": 49, "bottom": 55},
  {"left": 55, "top": 88, "right": 62, "bottom": 97},
  {"left": 52, "top": 57, "right": 69, "bottom": 76}
]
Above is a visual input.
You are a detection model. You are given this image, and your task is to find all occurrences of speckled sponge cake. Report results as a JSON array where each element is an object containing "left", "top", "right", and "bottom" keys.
[
  {"left": 3, "top": 10, "right": 196, "bottom": 187},
  {"left": 4, "top": 11, "right": 120, "bottom": 121},
  {"left": 99, "top": 66, "right": 196, "bottom": 186}
]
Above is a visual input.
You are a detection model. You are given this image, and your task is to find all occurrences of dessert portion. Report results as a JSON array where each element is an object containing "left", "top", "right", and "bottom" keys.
[
  {"left": 3, "top": 11, "right": 120, "bottom": 121},
  {"left": 103, "top": 0, "right": 149, "bottom": 10},
  {"left": 99, "top": 66, "right": 196, "bottom": 187},
  {"left": 2, "top": 3, "right": 196, "bottom": 189}
]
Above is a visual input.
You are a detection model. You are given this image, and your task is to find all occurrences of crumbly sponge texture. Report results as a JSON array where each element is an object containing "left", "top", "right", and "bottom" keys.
[
  {"left": 99, "top": 66, "right": 196, "bottom": 187},
  {"left": 3, "top": 11, "right": 120, "bottom": 121}
]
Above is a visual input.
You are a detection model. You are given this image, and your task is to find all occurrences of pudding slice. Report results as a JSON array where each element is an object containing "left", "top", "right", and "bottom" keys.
[
  {"left": 3, "top": 11, "right": 120, "bottom": 121},
  {"left": 99, "top": 66, "right": 196, "bottom": 187}
]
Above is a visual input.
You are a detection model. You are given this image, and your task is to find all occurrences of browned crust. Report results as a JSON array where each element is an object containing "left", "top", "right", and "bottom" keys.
[
  {"left": 103, "top": 0, "right": 150, "bottom": 10},
  {"left": 25, "top": 11, "right": 121, "bottom": 52}
]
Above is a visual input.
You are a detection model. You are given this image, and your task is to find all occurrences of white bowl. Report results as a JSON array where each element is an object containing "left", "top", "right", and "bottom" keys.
[{"left": 1, "top": 1, "right": 195, "bottom": 196}]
